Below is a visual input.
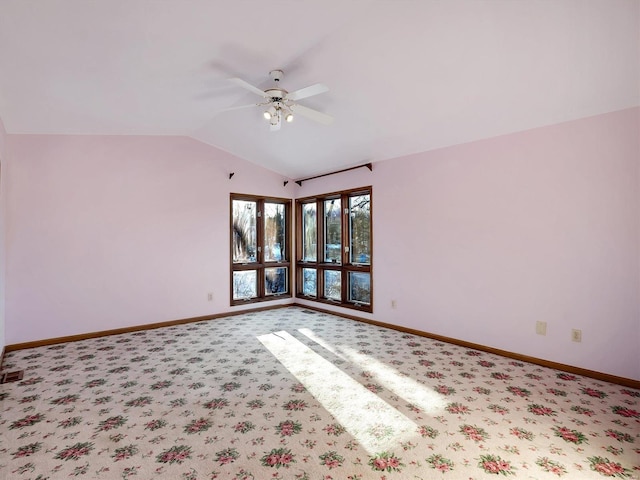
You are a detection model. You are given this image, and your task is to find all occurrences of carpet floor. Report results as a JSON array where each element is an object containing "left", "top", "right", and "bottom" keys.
[{"left": 0, "top": 307, "right": 638, "bottom": 479}]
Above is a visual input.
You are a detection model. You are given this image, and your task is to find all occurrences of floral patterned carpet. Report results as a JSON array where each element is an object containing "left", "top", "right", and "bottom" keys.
[{"left": 0, "top": 307, "right": 638, "bottom": 479}]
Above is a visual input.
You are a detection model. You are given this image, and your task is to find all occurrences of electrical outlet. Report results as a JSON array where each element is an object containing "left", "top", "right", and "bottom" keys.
[
  {"left": 207, "top": 292, "right": 214, "bottom": 301},
  {"left": 571, "top": 329, "right": 582, "bottom": 342},
  {"left": 391, "top": 299, "right": 397, "bottom": 308},
  {"left": 535, "top": 321, "right": 547, "bottom": 336}
]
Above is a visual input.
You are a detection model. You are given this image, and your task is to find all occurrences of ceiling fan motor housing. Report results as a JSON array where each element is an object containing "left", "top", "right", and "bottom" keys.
[{"left": 264, "top": 88, "right": 287, "bottom": 101}]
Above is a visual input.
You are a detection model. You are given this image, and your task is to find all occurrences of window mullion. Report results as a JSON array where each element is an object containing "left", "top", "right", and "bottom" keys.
[
  {"left": 256, "top": 200, "right": 264, "bottom": 298},
  {"left": 341, "top": 194, "right": 349, "bottom": 303},
  {"left": 342, "top": 194, "right": 349, "bottom": 266},
  {"left": 317, "top": 199, "right": 324, "bottom": 265},
  {"left": 317, "top": 199, "right": 325, "bottom": 299},
  {"left": 317, "top": 267, "right": 325, "bottom": 299}
]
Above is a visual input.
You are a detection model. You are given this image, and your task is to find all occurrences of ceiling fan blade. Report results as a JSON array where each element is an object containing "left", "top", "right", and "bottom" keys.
[
  {"left": 229, "top": 77, "right": 268, "bottom": 98},
  {"left": 286, "top": 83, "right": 329, "bottom": 101},
  {"left": 290, "top": 104, "right": 334, "bottom": 125},
  {"left": 216, "top": 103, "right": 261, "bottom": 113}
]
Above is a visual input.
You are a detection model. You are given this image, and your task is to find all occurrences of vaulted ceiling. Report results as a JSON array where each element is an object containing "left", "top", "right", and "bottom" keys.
[{"left": 0, "top": 0, "right": 638, "bottom": 178}]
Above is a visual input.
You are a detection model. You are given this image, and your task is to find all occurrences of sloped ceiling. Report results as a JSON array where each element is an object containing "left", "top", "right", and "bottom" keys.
[{"left": 0, "top": 0, "right": 638, "bottom": 179}]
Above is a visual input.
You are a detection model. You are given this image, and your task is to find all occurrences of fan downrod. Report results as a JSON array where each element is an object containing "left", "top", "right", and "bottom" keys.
[{"left": 269, "top": 70, "right": 284, "bottom": 82}]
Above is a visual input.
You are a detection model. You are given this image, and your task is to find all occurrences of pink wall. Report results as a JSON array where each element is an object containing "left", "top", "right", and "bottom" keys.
[
  {"left": 0, "top": 116, "right": 6, "bottom": 159},
  {"left": 296, "top": 107, "right": 640, "bottom": 380},
  {"left": 5, "top": 108, "right": 639, "bottom": 380},
  {"left": 0, "top": 116, "right": 6, "bottom": 351},
  {"left": 5, "top": 135, "right": 293, "bottom": 344}
]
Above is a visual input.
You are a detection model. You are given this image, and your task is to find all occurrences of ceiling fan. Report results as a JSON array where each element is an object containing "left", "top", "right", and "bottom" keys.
[{"left": 222, "top": 70, "right": 333, "bottom": 131}]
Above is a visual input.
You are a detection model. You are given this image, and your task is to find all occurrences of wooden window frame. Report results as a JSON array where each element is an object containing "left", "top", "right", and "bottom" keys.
[
  {"left": 230, "top": 193, "right": 292, "bottom": 305},
  {"left": 295, "top": 186, "right": 373, "bottom": 313}
]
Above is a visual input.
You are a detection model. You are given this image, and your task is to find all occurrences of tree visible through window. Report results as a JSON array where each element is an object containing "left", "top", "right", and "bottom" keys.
[
  {"left": 231, "top": 194, "right": 291, "bottom": 304},
  {"left": 296, "top": 187, "right": 372, "bottom": 312}
]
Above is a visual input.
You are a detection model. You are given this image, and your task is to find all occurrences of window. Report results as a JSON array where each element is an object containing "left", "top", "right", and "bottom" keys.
[
  {"left": 296, "top": 187, "right": 372, "bottom": 312},
  {"left": 231, "top": 194, "right": 291, "bottom": 304}
]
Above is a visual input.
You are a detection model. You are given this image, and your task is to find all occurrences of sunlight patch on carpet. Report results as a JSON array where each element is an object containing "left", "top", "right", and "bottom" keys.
[
  {"left": 297, "top": 327, "right": 345, "bottom": 359},
  {"left": 258, "top": 331, "right": 418, "bottom": 454},
  {"left": 298, "top": 327, "right": 447, "bottom": 416},
  {"left": 339, "top": 345, "right": 447, "bottom": 415}
]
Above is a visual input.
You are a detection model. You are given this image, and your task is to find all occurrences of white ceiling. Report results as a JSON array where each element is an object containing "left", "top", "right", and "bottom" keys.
[{"left": 0, "top": 0, "right": 638, "bottom": 179}]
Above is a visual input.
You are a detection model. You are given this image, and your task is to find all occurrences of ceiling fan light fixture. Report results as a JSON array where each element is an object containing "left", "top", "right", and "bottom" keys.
[
  {"left": 263, "top": 106, "right": 277, "bottom": 120},
  {"left": 285, "top": 112, "right": 294, "bottom": 123}
]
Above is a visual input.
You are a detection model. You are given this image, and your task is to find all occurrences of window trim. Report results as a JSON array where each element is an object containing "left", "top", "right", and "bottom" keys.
[
  {"left": 230, "top": 193, "right": 292, "bottom": 305},
  {"left": 295, "top": 186, "right": 372, "bottom": 312}
]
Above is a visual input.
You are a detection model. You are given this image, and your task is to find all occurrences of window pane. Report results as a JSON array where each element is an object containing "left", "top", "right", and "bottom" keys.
[
  {"left": 302, "top": 268, "right": 317, "bottom": 297},
  {"left": 348, "top": 272, "right": 371, "bottom": 304},
  {"left": 233, "top": 270, "right": 257, "bottom": 299},
  {"left": 265, "top": 267, "right": 288, "bottom": 295},
  {"left": 324, "top": 199, "right": 341, "bottom": 263},
  {"left": 264, "top": 203, "right": 285, "bottom": 262},
  {"left": 349, "top": 194, "right": 371, "bottom": 264},
  {"left": 324, "top": 270, "right": 341, "bottom": 301},
  {"left": 232, "top": 200, "right": 257, "bottom": 263},
  {"left": 302, "top": 203, "right": 317, "bottom": 262}
]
